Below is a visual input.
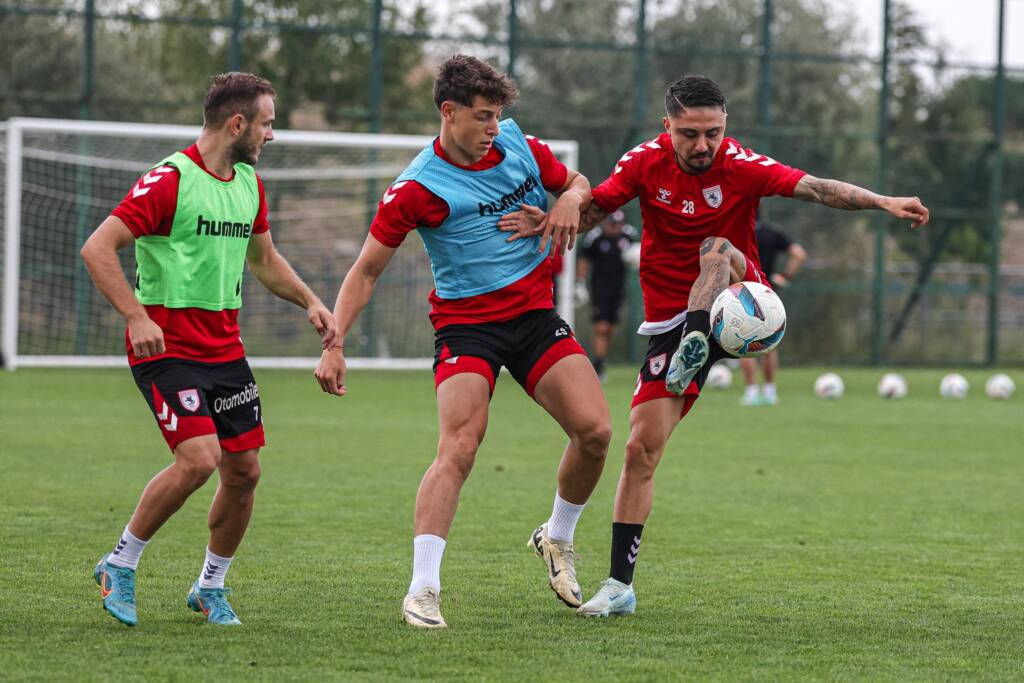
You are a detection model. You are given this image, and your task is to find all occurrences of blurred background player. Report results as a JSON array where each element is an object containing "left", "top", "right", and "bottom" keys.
[
  {"left": 314, "top": 55, "right": 610, "bottom": 629},
  {"left": 739, "top": 217, "right": 807, "bottom": 405},
  {"left": 81, "top": 72, "right": 336, "bottom": 627},
  {"left": 577, "top": 209, "right": 637, "bottom": 381}
]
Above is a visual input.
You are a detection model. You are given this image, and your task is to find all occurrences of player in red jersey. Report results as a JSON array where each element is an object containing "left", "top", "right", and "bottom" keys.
[
  {"left": 81, "top": 73, "right": 336, "bottom": 626},
  {"left": 505, "top": 74, "right": 929, "bottom": 617},
  {"left": 314, "top": 56, "right": 610, "bottom": 628}
]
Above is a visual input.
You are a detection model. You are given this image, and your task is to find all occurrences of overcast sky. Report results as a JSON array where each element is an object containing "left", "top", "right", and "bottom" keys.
[{"left": 842, "top": 0, "right": 1023, "bottom": 67}]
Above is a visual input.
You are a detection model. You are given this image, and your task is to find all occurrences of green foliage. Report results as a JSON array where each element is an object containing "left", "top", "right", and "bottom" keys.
[{"left": 2, "top": 366, "right": 1023, "bottom": 680}]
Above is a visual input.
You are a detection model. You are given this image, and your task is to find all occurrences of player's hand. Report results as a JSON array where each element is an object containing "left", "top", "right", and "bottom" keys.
[
  {"left": 307, "top": 301, "right": 338, "bottom": 349},
  {"left": 884, "top": 196, "right": 930, "bottom": 229},
  {"left": 497, "top": 204, "right": 547, "bottom": 242},
  {"left": 314, "top": 347, "right": 347, "bottom": 396},
  {"left": 770, "top": 273, "right": 789, "bottom": 288},
  {"left": 542, "top": 194, "right": 582, "bottom": 255},
  {"left": 127, "top": 314, "right": 165, "bottom": 359}
]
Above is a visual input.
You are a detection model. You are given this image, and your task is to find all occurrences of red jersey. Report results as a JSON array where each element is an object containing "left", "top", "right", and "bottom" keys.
[
  {"left": 111, "top": 144, "right": 270, "bottom": 365},
  {"left": 591, "top": 134, "right": 805, "bottom": 329},
  {"left": 370, "top": 135, "right": 569, "bottom": 329}
]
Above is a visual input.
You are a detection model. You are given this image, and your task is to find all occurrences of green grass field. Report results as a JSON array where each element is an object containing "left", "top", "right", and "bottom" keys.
[{"left": 1, "top": 366, "right": 1022, "bottom": 681}]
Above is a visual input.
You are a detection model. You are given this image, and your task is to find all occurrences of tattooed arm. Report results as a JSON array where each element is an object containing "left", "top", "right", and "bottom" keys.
[{"left": 793, "top": 175, "right": 930, "bottom": 228}]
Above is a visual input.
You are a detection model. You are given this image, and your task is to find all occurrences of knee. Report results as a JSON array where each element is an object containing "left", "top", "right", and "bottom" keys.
[
  {"left": 699, "top": 236, "right": 732, "bottom": 265},
  {"left": 623, "top": 436, "right": 660, "bottom": 480},
  {"left": 436, "top": 430, "right": 482, "bottom": 481},
  {"left": 178, "top": 449, "right": 220, "bottom": 487},
  {"left": 221, "top": 461, "right": 261, "bottom": 491},
  {"left": 572, "top": 418, "right": 612, "bottom": 462}
]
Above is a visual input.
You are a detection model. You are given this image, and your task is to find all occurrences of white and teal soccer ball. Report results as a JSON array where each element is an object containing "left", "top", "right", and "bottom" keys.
[
  {"left": 710, "top": 282, "right": 786, "bottom": 357},
  {"left": 814, "top": 372, "right": 844, "bottom": 400},
  {"left": 985, "top": 373, "right": 1015, "bottom": 400},
  {"left": 706, "top": 362, "right": 733, "bottom": 389},
  {"left": 939, "top": 373, "right": 969, "bottom": 399},
  {"left": 877, "top": 373, "right": 907, "bottom": 399}
]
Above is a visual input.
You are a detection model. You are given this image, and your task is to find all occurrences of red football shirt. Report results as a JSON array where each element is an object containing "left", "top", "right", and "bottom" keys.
[
  {"left": 369, "top": 134, "right": 569, "bottom": 329},
  {"left": 111, "top": 144, "right": 270, "bottom": 365},
  {"left": 591, "top": 134, "right": 805, "bottom": 328}
]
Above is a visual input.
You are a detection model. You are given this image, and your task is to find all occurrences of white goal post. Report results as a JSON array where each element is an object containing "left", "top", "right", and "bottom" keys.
[{"left": 1, "top": 118, "right": 578, "bottom": 370}]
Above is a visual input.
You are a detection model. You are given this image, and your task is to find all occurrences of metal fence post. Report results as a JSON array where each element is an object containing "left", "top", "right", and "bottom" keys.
[
  {"left": 758, "top": 0, "right": 773, "bottom": 153},
  {"left": 871, "top": 0, "right": 891, "bottom": 365},
  {"left": 229, "top": 0, "right": 244, "bottom": 71},
  {"left": 508, "top": 0, "right": 518, "bottom": 80},
  {"left": 986, "top": 0, "right": 1006, "bottom": 366}
]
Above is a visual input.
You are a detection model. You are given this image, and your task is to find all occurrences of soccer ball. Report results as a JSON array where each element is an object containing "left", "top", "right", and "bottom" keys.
[
  {"left": 814, "top": 372, "right": 844, "bottom": 399},
  {"left": 622, "top": 243, "right": 642, "bottom": 270},
  {"left": 985, "top": 373, "right": 1015, "bottom": 400},
  {"left": 877, "top": 373, "right": 907, "bottom": 399},
  {"left": 706, "top": 363, "right": 733, "bottom": 389},
  {"left": 939, "top": 373, "right": 969, "bottom": 399},
  {"left": 710, "top": 282, "right": 786, "bottom": 357}
]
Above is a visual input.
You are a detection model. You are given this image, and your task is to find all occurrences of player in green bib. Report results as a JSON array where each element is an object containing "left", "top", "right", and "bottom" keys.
[{"left": 80, "top": 72, "right": 336, "bottom": 627}]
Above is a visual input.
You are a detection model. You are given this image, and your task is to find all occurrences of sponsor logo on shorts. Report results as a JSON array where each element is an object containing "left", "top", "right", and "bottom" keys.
[
  {"left": 178, "top": 389, "right": 201, "bottom": 413},
  {"left": 649, "top": 353, "right": 667, "bottom": 376},
  {"left": 213, "top": 382, "right": 259, "bottom": 413},
  {"left": 445, "top": 356, "right": 460, "bottom": 365}
]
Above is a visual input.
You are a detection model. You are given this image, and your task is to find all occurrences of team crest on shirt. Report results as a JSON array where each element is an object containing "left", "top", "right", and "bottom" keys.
[
  {"left": 649, "top": 353, "right": 667, "bottom": 376},
  {"left": 178, "top": 389, "right": 201, "bottom": 413},
  {"left": 702, "top": 185, "right": 723, "bottom": 208}
]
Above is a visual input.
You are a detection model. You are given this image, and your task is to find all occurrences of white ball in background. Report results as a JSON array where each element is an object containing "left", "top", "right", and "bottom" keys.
[
  {"left": 814, "top": 372, "right": 844, "bottom": 400},
  {"left": 706, "top": 363, "right": 733, "bottom": 390},
  {"left": 939, "top": 373, "right": 969, "bottom": 399},
  {"left": 985, "top": 374, "right": 1015, "bottom": 400},
  {"left": 877, "top": 372, "right": 908, "bottom": 399},
  {"left": 622, "top": 243, "right": 642, "bottom": 270}
]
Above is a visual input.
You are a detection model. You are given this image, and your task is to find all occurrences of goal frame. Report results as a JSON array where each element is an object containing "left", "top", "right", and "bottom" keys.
[{"left": 1, "top": 117, "right": 579, "bottom": 370}]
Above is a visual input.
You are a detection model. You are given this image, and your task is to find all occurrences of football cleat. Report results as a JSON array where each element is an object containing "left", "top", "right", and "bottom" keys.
[
  {"left": 94, "top": 553, "right": 138, "bottom": 626},
  {"left": 576, "top": 577, "right": 637, "bottom": 617},
  {"left": 402, "top": 587, "right": 447, "bottom": 629},
  {"left": 187, "top": 581, "right": 242, "bottom": 625},
  {"left": 528, "top": 523, "right": 582, "bottom": 607},
  {"left": 666, "top": 330, "right": 709, "bottom": 395}
]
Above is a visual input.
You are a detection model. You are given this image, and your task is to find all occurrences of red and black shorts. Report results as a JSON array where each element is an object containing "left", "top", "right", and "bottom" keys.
[
  {"left": 433, "top": 308, "right": 586, "bottom": 397},
  {"left": 631, "top": 321, "right": 734, "bottom": 418},
  {"left": 130, "top": 357, "right": 265, "bottom": 452}
]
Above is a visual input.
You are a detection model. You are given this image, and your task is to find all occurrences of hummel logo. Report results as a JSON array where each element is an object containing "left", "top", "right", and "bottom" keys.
[
  {"left": 203, "top": 562, "right": 220, "bottom": 580},
  {"left": 555, "top": 328, "right": 569, "bottom": 337},
  {"left": 630, "top": 543, "right": 640, "bottom": 554},
  {"left": 382, "top": 181, "right": 408, "bottom": 205},
  {"left": 627, "top": 552, "right": 638, "bottom": 564}
]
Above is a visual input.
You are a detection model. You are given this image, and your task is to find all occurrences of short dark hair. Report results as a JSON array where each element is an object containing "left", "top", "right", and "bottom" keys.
[
  {"left": 665, "top": 75, "right": 726, "bottom": 117},
  {"left": 203, "top": 72, "right": 276, "bottom": 127},
  {"left": 433, "top": 54, "right": 518, "bottom": 110}
]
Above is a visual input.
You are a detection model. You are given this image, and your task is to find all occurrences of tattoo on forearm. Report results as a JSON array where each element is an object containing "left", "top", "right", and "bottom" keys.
[
  {"left": 579, "top": 204, "right": 608, "bottom": 232},
  {"left": 797, "top": 177, "right": 884, "bottom": 211},
  {"left": 689, "top": 260, "right": 729, "bottom": 311}
]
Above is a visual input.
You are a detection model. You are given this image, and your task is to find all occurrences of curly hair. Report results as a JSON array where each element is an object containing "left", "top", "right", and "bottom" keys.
[
  {"left": 433, "top": 54, "right": 518, "bottom": 110},
  {"left": 203, "top": 72, "right": 276, "bottom": 127}
]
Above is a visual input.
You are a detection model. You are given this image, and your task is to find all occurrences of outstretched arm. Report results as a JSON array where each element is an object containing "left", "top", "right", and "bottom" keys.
[
  {"left": 313, "top": 235, "right": 397, "bottom": 396},
  {"left": 497, "top": 190, "right": 610, "bottom": 245},
  {"left": 793, "top": 175, "right": 929, "bottom": 228},
  {"left": 247, "top": 232, "right": 337, "bottom": 348}
]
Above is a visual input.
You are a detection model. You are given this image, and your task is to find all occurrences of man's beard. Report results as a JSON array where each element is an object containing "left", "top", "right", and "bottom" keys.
[
  {"left": 682, "top": 153, "right": 712, "bottom": 174},
  {"left": 229, "top": 129, "right": 260, "bottom": 165}
]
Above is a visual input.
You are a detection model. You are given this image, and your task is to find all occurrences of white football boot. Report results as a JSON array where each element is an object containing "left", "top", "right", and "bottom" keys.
[
  {"left": 576, "top": 577, "right": 637, "bottom": 617},
  {"left": 402, "top": 587, "right": 447, "bottom": 629},
  {"left": 528, "top": 523, "right": 582, "bottom": 607}
]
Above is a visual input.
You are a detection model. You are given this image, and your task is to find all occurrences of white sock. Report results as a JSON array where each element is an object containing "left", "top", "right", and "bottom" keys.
[
  {"left": 197, "top": 547, "right": 234, "bottom": 589},
  {"left": 408, "top": 534, "right": 446, "bottom": 595},
  {"left": 107, "top": 526, "right": 149, "bottom": 570},
  {"left": 744, "top": 384, "right": 760, "bottom": 400},
  {"left": 763, "top": 383, "right": 777, "bottom": 400},
  {"left": 546, "top": 491, "right": 586, "bottom": 542}
]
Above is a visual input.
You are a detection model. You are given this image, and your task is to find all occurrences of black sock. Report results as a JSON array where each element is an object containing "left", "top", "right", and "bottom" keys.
[
  {"left": 685, "top": 309, "right": 711, "bottom": 336},
  {"left": 609, "top": 522, "right": 644, "bottom": 585}
]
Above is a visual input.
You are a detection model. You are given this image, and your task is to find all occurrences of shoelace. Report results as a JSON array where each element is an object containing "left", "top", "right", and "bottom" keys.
[
  {"left": 411, "top": 590, "right": 440, "bottom": 616},
  {"left": 113, "top": 567, "right": 136, "bottom": 603}
]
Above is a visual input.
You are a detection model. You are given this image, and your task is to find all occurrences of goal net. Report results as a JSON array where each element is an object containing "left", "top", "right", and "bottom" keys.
[{"left": 1, "top": 118, "right": 578, "bottom": 370}]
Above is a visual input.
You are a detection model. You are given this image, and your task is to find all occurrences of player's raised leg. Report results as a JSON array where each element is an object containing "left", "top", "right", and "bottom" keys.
[
  {"left": 577, "top": 395, "right": 684, "bottom": 617},
  {"left": 95, "top": 434, "right": 222, "bottom": 626},
  {"left": 403, "top": 372, "right": 491, "bottom": 629},
  {"left": 186, "top": 447, "right": 260, "bottom": 626},
  {"left": 666, "top": 236, "right": 747, "bottom": 395},
  {"left": 527, "top": 354, "right": 611, "bottom": 607}
]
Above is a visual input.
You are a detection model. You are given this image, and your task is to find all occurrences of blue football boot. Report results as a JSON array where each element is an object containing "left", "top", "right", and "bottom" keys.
[
  {"left": 187, "top": 581, "right": 242, "bottom": 625},
  {"left": 94, "top": 553, "right": 138, "bottom": 626}
]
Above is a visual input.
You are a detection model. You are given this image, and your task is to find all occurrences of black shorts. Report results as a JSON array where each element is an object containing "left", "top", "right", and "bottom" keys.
[
  {"left": 591, "top": 286, "right": 625, "bottom": 324},
  {"left": 433, "top": 308, "right": 586, "bottom": 397},
  {"left": 631, "top": 321, "right": 732, "bottom": 414},
  {"left": 131, "top": 357, "right": 265, "bottom": 452}
]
